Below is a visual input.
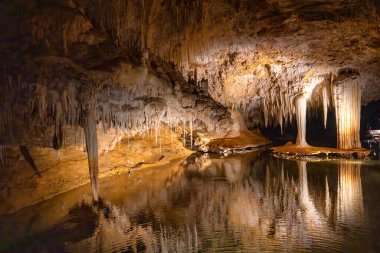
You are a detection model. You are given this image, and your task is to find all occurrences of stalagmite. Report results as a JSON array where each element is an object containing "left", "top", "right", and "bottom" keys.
[
  {"left": 333, "top": 74, "right": 361, "bottom": 150},
  {"left": 295, "top": 94, "right": 308, "bottom": 146},
  {"left": 84, "top": 107, "right": 99, "bottom": 202}
]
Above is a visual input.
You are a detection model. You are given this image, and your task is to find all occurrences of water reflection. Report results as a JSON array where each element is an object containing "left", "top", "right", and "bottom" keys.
[
  {"left": 0, "top": 153, "right": 376, "bottom": 253},
  {"left": 337, "top": 162, "right": 364, "bottom": 228}
]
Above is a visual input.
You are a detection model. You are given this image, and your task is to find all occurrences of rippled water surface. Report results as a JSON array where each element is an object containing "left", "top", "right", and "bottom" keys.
[{"left": 1, "top": 152, "right": 380, "bottom": 252}]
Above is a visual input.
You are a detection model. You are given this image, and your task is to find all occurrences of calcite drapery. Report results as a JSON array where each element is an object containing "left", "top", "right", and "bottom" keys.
[{"left": 333, "top": 74, "right": 361, "bottom": 150}]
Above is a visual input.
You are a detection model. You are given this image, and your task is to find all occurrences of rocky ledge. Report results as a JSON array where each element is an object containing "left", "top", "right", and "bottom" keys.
[{"left": 272, "top": 143, "right": 371, "bottom": 160}]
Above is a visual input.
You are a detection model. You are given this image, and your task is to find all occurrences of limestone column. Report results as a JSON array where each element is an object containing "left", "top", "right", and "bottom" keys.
[
  {"left": 333, "top": 73, "right": 361, "bottom": 150},
  {"left": 295, "top": 94, "right": 308, "bottom": 146}
]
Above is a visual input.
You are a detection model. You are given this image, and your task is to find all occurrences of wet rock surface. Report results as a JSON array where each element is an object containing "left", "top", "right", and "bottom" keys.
[{"left": 0, "top": 129, "right": 192, "bottom": 215}]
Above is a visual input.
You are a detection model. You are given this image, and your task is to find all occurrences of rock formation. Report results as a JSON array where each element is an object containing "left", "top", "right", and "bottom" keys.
[{"left": 0, "top": 0, "right": 379, "bottom": 200}]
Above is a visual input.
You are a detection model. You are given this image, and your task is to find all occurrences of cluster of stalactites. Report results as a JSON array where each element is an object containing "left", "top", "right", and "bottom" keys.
[
  {"left": 94, "top": 85, "right": 197, "bottom": 145},
  {"left": 260, "top": 87, "right": 296, "bottom": 133},
  {"left": 333, "top": 77, "right": 361, "bottom": 150},
  {"left": 34, "top": 82, "right": 80, "bottom": 142},
  {"left": 258, "top": 71, "right": 362, "bottom": 150},
  {"left": 0, "top": 78, "right": 81, "bottom": 146},
  {"left": 81, "top": 0, "right": 209, "bottom": 66},
  {"left": 307, "top": 76, "right": 333, "bottom": 129},
  {"left": 0, "top": 74, "right": 201, "bottom": 147},
  {"left": 259, "top": 74, "right": 333, "bottom": 131}
]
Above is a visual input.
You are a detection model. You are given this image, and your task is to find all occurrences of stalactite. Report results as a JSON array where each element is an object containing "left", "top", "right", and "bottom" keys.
[
  {"left": 278, "top": 109, "right": 283, "bottom": 134},
  {"left": 295, "top": 94, "right": 308, "bottom": 146},
  {"left": 84, "top": 105, "right": 99, "bottom": 202},
  {"left": 36, "top": 84, "right": 48, "bottom": 121},
  {"left": 322, "top": 83, "right": 330, "bottom": 129},
  {"left": 333, "top": 76, "right": 361, "bottom": 150}
]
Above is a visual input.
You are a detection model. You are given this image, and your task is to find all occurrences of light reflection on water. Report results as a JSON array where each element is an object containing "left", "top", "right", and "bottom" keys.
[{"left": 1, "top": 152, "right": 380, "bottom": 252}]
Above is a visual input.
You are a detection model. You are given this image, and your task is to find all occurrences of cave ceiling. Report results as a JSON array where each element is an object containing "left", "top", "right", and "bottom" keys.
[{"left": 0, "top": 0, "right": 379, "bottom": 140}]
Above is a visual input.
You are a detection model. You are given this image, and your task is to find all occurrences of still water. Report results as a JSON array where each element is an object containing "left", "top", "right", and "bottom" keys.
[{"left": 1, "top": 152, "right": 380, "bottom": 252}]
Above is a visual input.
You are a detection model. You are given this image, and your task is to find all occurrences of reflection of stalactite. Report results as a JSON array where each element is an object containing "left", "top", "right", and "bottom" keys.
[
  {"left": 298, "top": 161, "right": 309, "bottom": 205},
  {"left": 5, "top": 154, "right": 369, "bottom": 252},
  {"left": 61, "top": 197, "right": 202, "bottom": 253},
  {"left": 337, "top": 162, "right": 364, "bottom": 227},
  {"left": 325, "top": 176, "right": 331, "bottom": 216},
  {"left": 297, "top": 161, "right": 329, "bottom": 231}
]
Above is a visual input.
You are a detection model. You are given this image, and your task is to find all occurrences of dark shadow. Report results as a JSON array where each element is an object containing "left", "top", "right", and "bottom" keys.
[
  {"left": 4, "top": 202, "right": 99, "bottom": 253},
  {"left": 260, "top": 108, "right": 338, "bottom": 148},
  {"left": 306, "top": 108, "right": 337, "bottom": 148},
  {"left": 19, "top": 145, "right": 41, "bottom": 178},
  {"left": 260, "top": 120, "right": 298, "bottom": 146},
  {"left": 361, "top": 100, "right": 380, "bottom": 157}
]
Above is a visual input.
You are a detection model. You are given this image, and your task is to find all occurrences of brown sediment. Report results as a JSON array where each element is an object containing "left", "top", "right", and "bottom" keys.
[{"left": 272, "top": 143, "right": 370, "bottom": 160}]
